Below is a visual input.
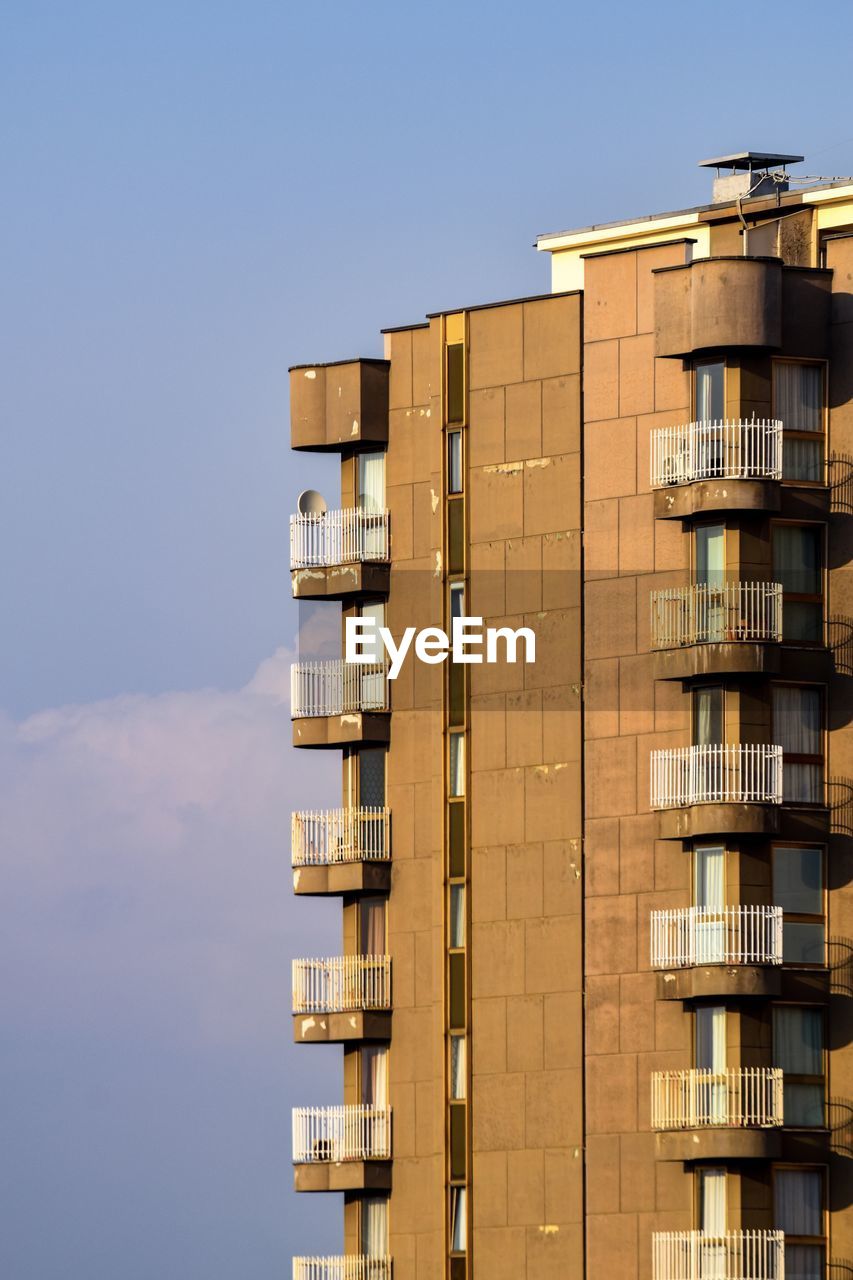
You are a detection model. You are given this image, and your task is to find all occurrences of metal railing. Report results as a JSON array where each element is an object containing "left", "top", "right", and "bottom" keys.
[
  {"left": 292, "top": 1106, "right": 391, "bottom": 1163},
  {"left": 651, "top": 1068, "right": 783, "bottom": 1130},
  {"left": 292, "top": 807, "right": 391, "bottom": 867},
  {"left": 293, "top": 955, "right": 391, "bottom": 1013},
  {"left": 290, "top": 508, "right": 390, "bottom": 569},
  {"left": 291, "top": 660, "right": 389, "bottom": 718},
  {"left": 650, "top": 744, "right": 783, "bottom": 809},
  {"left": 652, "top": 1231, "right": 785, "bottom": 1280},
  {"left": 293, "top": 1260, "right": 392, "bottom": 1280},
  {"left": 650, "top": 906, "right": 783, "bottom": 969},
  {"left": 650, "top": 419, "right": 782, "bottom": 488},
  {"left": 651, "top": 582, "right": 783, "bottom": 649}
]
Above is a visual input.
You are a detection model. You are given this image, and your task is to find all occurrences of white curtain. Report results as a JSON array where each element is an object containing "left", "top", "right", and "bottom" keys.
[
  {"left": 772, "top": 686, "right": 822, "bottom": 803},
  {"left": 358, "top": 451, "right": 386, "bottom": 512},
  {"left": 361, "top": 1196, "right": 388, "bottom": 1257},
  {"left": 774, "top": 362, "right": 823, "bottom": 431},
  {"left": 695, "top": 1006, "right": 726, "bottom": 1072},
  {"left": 693, "top": 687, "right": 724, "bottom": 747},
  {"left": 361, "top": 1045, "right": 388, "bottom": 1107},
  {"left": 774, "top": 1006, "right": 823, "bottom": 1074},
  {"left": 449, "top": 732, "right": 465, "bottom": 797},
  {"left": 772, "top": 526, "right": 821, "bottom": 596},
  {"left": 450, "top": 1034, "right": 466, "bottom": 1100},
  {"left": 695, "top": 525, "right": 725, "bottom": 586},
  {"left": 695, "top": 847, "right": 725, "bottom": 910},
  {"left": 699, "top": 1168, "right": 727, "bottom": 1235},
  {"left": 360, "top": 897, "right": 386, "bottom": 955},
  {"left": 695, "top": 362, "right": 725, "bottom": 423}
]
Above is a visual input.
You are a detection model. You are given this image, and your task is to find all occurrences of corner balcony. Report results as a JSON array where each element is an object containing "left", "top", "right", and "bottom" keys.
[
  {"left": 292, "top": 955, "right": 391, "bottom": 1044},
  {"left": 651, "top": 744, "right": 783, "bottom": 840},
  {"left": 651, "top": 581, "right": 783, "bottom": 680},
  {"left": 292, "top": 807, "right": 391, "bottom": 896},
  {"left": 291, "top": 660, "right": 390, "bottom": 749},
  {"left": 652, "top": 1067, "right": 783, "bottom": 1161},
  {"left": 290, "top": 508, "right": 390, "bottom": 600},
  {"left": 292, "top": 1105, "right": 391, "bottom": 1193},
  {"left": 650, "top": 419, "right": 782, "bottom": 519},
  {"left": 293, "top": 1259, "right": 392, "bottom": 1280},
  {"left": 652, "top": 1230, "right": 784, "bottom": 1280},
  {"left": 651, "top": 906, "right": 783, "bottom": 1001}
]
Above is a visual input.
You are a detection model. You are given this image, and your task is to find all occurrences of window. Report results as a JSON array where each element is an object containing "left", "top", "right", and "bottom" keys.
[
  {"left": 450, "top": 1185, "right": 467, "bottom": 1253},
  {"left": 358, "top": 747, "right": 386, "bottom": 808},
  {"left": 357, "top": 451, "right": 386, "bottom": 511},
  {"left": 695, "top": 361, "right": 725, "bottom": 423},
  {"left": 694, "top": 525, "right": 726, "bottom": 587},
  {"left": 772, "top": 846, "right": 825, "bottom": 965},
  {"left": 693, "top": 686, "right": 724, "bottom": 747},
  {"left": 449, "top": 731, "right": 465, "bottom": 797},
  {"left": 446, "top": 344, "right": 465, "bottom": 425},
  {"left": 361, "top": 1044, "right": 389, "bottom": 1107},
  {"left": 773, "top": 1006, "right": 824, "bottom": 1127},
  {"left": 694, "top": 525, "right": 727, "bottom": 642},
  {"left": 450, "top": 581, "right": 465, "bottom": 621},
  {"left": 697, "top": 1167, "right": 727, "bottom": 1235},
  {"left": 772, "top": 525, "right": 823, "bottom": 643},
  {"left": 772, "top": 686, "right": 824, "bottom": 804},
  {"left": 449, "top": 884, "right": 465, "bottom": 948},
  {"left": 361, "top": 1196, "right": 389, "bottom": 1258},
  {"left": 359, "top": 897, "right": 386, "bottom": 955},
  {"left": 774, "top": 361, "right": 825, "bottom": 483},
  {"left": 449, "top": 1034, "right": 466, "bottom": 1099},
  {"left": 695, "top": 1006, "right": 727, "bottom": 1123},
  {"left": 448, "top": 430, "right": 463, "bottom": 494},
  {"left": 694, "top": 846, "right": 726, "bottom": 964},
  {"left": 774, "top": 1167, "right": 825, "bottom": 1279}
]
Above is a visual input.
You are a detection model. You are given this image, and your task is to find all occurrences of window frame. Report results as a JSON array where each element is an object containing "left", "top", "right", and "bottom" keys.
[
  {"left": 772, "top": 1163, "right": 828, "bottom": 1271},
  {"left": 771, "top": 520, "right": 826, "bottom": 647},
  {"left": 771, "top": 843, "right": 826, "bottom": 968},
  {"left": 771, "top": 682, "right": 826, "bottom": 807},
  {"left": 771, "top": 357, "right": 828, "bottom": 487},
  {"left": 692, "top": 358, "right": 727, "bottom": 424},
  {"left": 772, "top": 1004, "right": 827, "bottom": 1130}
]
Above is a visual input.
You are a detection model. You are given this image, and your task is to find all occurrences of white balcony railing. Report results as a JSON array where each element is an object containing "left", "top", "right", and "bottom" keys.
[
  {"left": 651, "top": 419, "right": 782, "bottom": 488},
  {"left": 652, "top": 1230, "right": 785, "bottom": 1280},
  {"left": 651, "top": 1068, "right": 783, "bottom": 1130},
  {"left": 292, "top": 1105, "right": 391, "bottom": 1163},
  {"left": 292, "top": 807, "right": 391, "bottom": 867},
  {"left": 293, "top": 955, "right": 391, "bottom": 1014},
  {"left": 290, "top": 508, "right": 390, "bottom": 569},
  {"left": 651, "top": 582, "right": 783, "bottom": 649},
  {"left": 651, "top": 906, "right": 783, "bottom": 969},
  {"left": 293, "top": 1259, "right": 392, "bottom": 1280},
  {"left": 291, "top": 660, "right": 389, "bottom": 718},
  {"left": 650, "top": 744, "right": 783, "bottom": 809}
]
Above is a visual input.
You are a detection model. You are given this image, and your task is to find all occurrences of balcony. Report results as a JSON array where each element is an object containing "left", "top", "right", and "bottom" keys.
[
  {"left": 653, "top": 1067, "right": 783, "bottom": 1161},
  {"left": 651, "top": 582, "right": 783, "bottom": 680},
  {"left": 293, "top": 1260, "right": 392, "bottom": 1280},
  {"left": 652, "top": 1230, "right": 784, "bottom": 1280},
  {"left": 290, "top": 358, "right": 389, "bottom": 452},
  {"left": 292, "top": 807, "right": 391, "bottom": 896},
  {"left": 650, "top": 419, "right": 782, "bottom": 518},
  {"left": 292, "top": 1105, "right": 392, "bottom": 1193},
  {"left": 292, "top": 955, "right": 391, "bottom": 1043},
  {"left": 651, "top": 744, "right": 783, "bottom": 840},
  {"left": 290, "top": 508, "right": 390, "bottom": 600},
  {"left": 651, "top": 906, "right": 783, "bottom": 1000},
  {"left": 291, "top": 660, "right": 390, "bottom": 749}
]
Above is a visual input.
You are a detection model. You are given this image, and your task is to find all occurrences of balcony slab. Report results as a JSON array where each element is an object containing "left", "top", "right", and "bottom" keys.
[
  {"left": 292, "top": 861, "right": 391, "bottom": 896},
  {"left": 656, "top": 965, "right": 782, "bottom": 1002},
  {"left": 292, "top": 713, "right": 390, "bottom": 750},
  {"left": 291, "top": 563, "right": 390, "bottom": 602},
  {"left": 654, "top": 479, "right": 781, "bottom": 520},
  {"left": 656, "top": 1128, "right": 782, "bottom": 1162},
  {"left": 293, "top": 1160, "right": 392, "bottom": 1193},
  {"left": 657, "top": 803, "right": 830, "bottom": 841},
  {"left": 293, "top": 1011, "right": 392, "bottom": 1044}
]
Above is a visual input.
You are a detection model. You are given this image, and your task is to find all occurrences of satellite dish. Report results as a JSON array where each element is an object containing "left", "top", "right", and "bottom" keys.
[{"left": 297, "top": 489, "right": 328, "bottom": 516}]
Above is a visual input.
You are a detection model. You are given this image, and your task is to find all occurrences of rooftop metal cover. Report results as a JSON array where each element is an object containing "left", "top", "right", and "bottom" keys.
[{"left": 699, "top": 151, "right": 804, "bottom": 171}]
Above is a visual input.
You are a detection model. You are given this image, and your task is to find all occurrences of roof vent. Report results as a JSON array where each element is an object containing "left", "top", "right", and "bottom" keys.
[{"left": 699, "top": 151, "right": 804, "bottom": 204}]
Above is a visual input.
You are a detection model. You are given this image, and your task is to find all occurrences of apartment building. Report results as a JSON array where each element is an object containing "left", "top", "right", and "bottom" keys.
[{"left": 287, "top": 153, "right": 853, "bottom": 1280}]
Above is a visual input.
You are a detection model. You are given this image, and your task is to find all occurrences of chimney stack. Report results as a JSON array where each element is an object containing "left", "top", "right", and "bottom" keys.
[{"left": 699, "top": 151, "right": 804, "bottom": 204}]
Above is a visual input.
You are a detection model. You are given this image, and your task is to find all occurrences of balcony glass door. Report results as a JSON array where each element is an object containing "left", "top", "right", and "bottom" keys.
[
  {"left": 694, "top": 525, "right": 726, "bottom": 641},
  {"left": 698, "top": 1168, "right": 727, "bottom": 1277},
  {"left": 361, "top": 1196, "right": 389, "bottom": 1258},
  {"left": 696, "top": 1006, "right": 727, "bottom": 1123},
  {"left": 359, "top": 602, "right": 386, "bottom": 709},
  {"left": 694, "top": 362, "right": 726, "bottom": 478},
  {"left": 694, "top": 846, "right": 726, "bottom": 964},
  {"left": 358, "top": 451, "right": 386, "bottom": 558},
  {"left": 361, "top": 1044, "right": 388, "bottom": 1107}
]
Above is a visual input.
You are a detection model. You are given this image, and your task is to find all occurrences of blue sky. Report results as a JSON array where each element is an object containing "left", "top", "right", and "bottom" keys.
[{"left": 3, "top": 1, "right": 853, "bottom": 1275}]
